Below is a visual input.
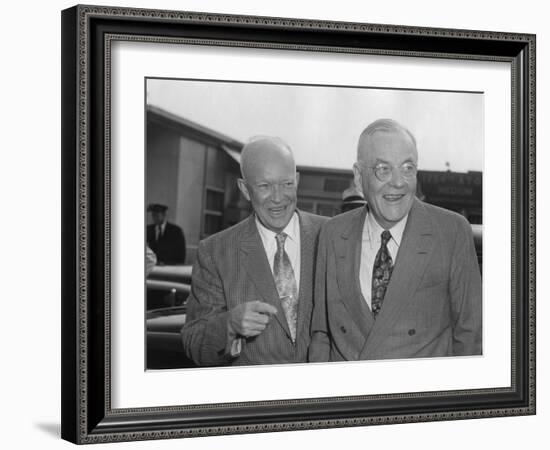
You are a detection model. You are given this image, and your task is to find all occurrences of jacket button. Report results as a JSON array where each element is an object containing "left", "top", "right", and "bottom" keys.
[
  {"left": 408, "top": 329, "right": 416, "bottom": 336},
  {"left": 340, "top": 326, "right": 347, "bottom": 333}
]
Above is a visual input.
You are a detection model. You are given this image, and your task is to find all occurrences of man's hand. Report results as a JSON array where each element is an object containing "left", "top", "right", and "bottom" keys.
[{"left": 227, "top": 301, "right": 277, "bottom": 339}]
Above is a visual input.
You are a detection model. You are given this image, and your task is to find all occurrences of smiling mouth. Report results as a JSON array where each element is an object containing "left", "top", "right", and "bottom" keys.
[
  {"left": 383, "top": 194, "right": 405, "bottom": 202},
  {"left": 269, "top": 205, "right": 288, "bottom": 215}
]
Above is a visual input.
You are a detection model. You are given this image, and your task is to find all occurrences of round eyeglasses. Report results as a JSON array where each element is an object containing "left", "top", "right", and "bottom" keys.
[{"left": 369, "top": 162, "right": 417, "bottom": 182}]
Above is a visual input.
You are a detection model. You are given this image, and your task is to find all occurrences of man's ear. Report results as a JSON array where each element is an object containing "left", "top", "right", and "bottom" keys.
[
  {"left": 237, "top": 178, "right": 251, "bottom": 201},
  {"left": 295, "top": 171, "right": 300, "bottom": 187},
  {"left": 352, "top": 163, "right": 364, "bottom": 196}
]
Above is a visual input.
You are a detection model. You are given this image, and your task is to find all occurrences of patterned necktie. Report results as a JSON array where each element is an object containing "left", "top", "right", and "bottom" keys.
[
  {"left": 274, "top": 233, "right": 298, "bottom": 342},
  {"left": 371, "top": 230, "right": 394, "bottom": 318}
]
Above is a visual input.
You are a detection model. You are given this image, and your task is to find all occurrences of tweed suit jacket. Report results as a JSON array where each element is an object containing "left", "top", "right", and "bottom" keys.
[
  {"left": 309, "top": 198, "right": 482, "bottom": 362},
  {"left": 181, "top": 210, "right": 327, "bottom": 366}
]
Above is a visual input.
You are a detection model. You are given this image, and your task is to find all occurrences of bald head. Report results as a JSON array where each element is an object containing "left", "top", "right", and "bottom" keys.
[
  {"left": 237, "top": 136, "right": 299, "bottom": 233},
  {"left": 357, "top": 118, "right": 418, "bottom": 164},
  {"left": 240, "top": 136, "right": 296, "bottom": 182}
]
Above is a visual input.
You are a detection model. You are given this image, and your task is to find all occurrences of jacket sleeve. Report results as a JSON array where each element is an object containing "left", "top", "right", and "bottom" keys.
[
  {"left": 449, "top": 216, "right": 483, "bottom": 356},
  {"left": 180, "top": 240, "right": 235, "bottom": 366},
  {"left": 308, "top": 224, "right": 332, "bottom": 362}
]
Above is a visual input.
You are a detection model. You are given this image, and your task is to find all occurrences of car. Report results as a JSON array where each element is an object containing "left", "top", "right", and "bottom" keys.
[
  {"left": 145, "top": 224, "right": 483, "bottom": 369},
  {"left": 146, "top": 264, "right": 193, "bottom": 310},
  {"left": 146, "top": 265, "right": 194, "bottom": 369},
  {"left": 146, "top": 304, "right": 194, "bottom": 369}
]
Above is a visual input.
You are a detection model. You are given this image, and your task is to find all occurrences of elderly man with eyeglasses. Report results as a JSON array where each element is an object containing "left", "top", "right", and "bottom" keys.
[{"left": 309, "top": 119, "right": 482, "bottom": 362}]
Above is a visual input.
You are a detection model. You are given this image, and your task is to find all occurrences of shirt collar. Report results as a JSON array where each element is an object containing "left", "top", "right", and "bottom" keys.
[
  {"left": 365, "top": 210, "right": 408, "bottom": 247},
  {"left": 255, "top": 212, "right": 299, "bottom": 244}
]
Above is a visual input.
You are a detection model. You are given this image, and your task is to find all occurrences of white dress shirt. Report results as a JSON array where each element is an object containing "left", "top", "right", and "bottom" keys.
[
  {"left": 255, "top": 212, "right": 301, "bottom": 292},
  {"left": 359, "top": 212, "right": 408, "bottom": 310}
]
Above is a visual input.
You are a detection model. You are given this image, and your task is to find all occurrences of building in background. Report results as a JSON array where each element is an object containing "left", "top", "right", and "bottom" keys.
[
  {"left": 147, "top": 106, "right": 249, "bottom": 263},
  {"left": 147, "top": 106, "right": 482, "bottom": 265},
  {"left": 417, "top": 170, "right": 482, "bottom": 224},
  {"left": 295, "top": 166, "right": 355, "bottom": 217}
]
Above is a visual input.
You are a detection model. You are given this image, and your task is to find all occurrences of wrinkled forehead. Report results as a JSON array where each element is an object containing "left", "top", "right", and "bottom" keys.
[
  {"left": 242, "top": 140, "right": 296, "bottom": 181},
  {"left": 246, "top": 159, "right": 297, "bottom": 183},
  {"left": 359, "top": 130, "right": 418, "bottom": 164}
]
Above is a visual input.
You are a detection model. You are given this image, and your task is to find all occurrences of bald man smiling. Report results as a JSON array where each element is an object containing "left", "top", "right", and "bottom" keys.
[{"left": 181, "top": 136, "right": 327, "bottom": 366}]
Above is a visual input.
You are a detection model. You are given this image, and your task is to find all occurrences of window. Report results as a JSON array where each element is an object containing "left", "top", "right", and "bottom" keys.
[{"left": 203, "top": 187, "right": 224, "bottom": 236}]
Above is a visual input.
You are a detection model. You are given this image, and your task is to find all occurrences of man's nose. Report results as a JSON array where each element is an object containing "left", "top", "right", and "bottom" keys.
[
  {"left": 271, "top": 184, "right": 283, "bottom": 202},
  {"left": 389, "top": 167, "right": 406, "bottom": 187}
]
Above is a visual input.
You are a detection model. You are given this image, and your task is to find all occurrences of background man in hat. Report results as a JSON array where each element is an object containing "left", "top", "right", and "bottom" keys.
[
  {"left": 146, "top": 204, "right": 186, "bottom": 265},
  {"left": 341, "top": 186, "right": 367, "bottom": 213}
]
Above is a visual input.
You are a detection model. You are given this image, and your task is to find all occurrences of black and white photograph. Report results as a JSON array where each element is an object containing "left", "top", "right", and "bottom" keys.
[{"left": 145, "top": 78, "right": 483, "bottom": 370}]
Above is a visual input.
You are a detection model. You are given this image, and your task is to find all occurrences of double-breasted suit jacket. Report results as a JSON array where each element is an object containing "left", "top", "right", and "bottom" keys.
[
  {"left": 309, "top": 199, "right": 482, "bottom": 362},
  {"left": 181, "top": 211, "right": 327, "bottom": 366}
]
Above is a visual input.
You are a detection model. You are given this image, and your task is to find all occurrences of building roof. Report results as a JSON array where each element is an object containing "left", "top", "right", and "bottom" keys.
[{"left": 147, "top": 105, "right": 244, "bottom": 151}]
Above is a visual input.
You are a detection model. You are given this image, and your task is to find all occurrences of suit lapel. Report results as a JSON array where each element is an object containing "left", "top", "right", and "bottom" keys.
[
  {"left": 364, "top": 199, "right": 435, "bottom": 354},
  {"left": 296, "top": 211, "right": 313, "bottom": 338},
  {"left": 239, "top": 215, "right": 292, "bottom": 339},
  {"left": 335, "top": 208, "right": 375, "bottom": 339}
]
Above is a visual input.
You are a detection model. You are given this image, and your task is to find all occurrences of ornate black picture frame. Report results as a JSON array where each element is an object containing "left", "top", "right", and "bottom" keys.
[{"left": 61, "top": 4, "right": 535, "bottom": 444}]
